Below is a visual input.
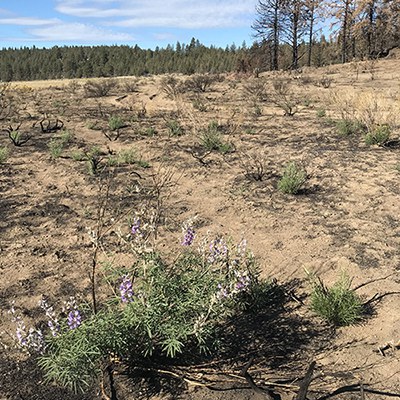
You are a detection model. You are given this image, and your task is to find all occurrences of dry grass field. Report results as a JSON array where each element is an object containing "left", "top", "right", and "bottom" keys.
[{"left": 0, "top": 56, "right": 400, "bottom": 399}]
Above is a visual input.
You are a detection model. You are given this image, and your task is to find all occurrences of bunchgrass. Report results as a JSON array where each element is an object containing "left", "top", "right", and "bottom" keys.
[
  {"left": 278, "top": 162, "right": 307, "bottom": 194},
  {"left": 166, "top": 119, "right": 184, "bottom": 137},
  {"left": 114, "top": 147, "right": 149, "bottom": 167},
  {"left": 200, "top": 121, "right": 233, "bottom": 154},
  {"left": 48, "top": 130, "right": 73, "bottom": 159},
  {"left": 364, "top": 125, "right": 391, "bottom": 146},
  {"left": 316, "top": 108, "right": 326, "bottom": 118},
  {"left": 108, "top": 115, "right": 125, "bottom": 131},
  {"left": 336, "top": 119, "right": 365, "bottom": 136},
  {"left": 86, "top": 147, "right": 102, "bottom": 175},
  {"left": 0, "top": 146, "right": 9, "bottom": 163},
  {"left": 308, "top": 272, "right": 363, "bottom": 326}
]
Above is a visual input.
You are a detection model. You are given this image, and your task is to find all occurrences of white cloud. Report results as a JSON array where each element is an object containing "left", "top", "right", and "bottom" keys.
[
  {"left": 29, "top": 22, "right": 134, "bottom": 42},
  {"left": 56, "top": 0, "right": 256, "bottom": 29},
  {"left": 0, "top": 17, "right": 60, "bottom": 26}
]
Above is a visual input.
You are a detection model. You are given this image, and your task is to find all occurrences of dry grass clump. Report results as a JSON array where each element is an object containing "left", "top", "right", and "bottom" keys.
[
  {"left": 329, "top": 89, "right": 400, "bottom": 136},
  {"left": 354, "top": 92, "right": 399, "bottom": 133},
  {"left": 83, "top": 78, "right": 117, "bottom": 97},
  {"left": 242, "top": 79, "right": 269, "bottom": 102}
]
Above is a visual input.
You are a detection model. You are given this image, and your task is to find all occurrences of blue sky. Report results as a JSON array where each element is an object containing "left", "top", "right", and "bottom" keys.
[{"left": 0, "top": 1, "right": 257, "bottom": 49}]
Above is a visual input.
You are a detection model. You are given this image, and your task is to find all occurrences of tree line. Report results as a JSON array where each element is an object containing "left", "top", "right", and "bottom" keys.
[
  {"left": 0, "top": 0, "right": 399, "bottom": 83},
  {"left": 0, "top": 38, "right": 344, "bottom": 82},
  {"left": 0, "top": 39, "right": 244, "bottom": 82}
]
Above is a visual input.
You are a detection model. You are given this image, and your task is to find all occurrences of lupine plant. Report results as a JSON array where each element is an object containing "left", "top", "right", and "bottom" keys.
[{"left": 9, "top": 217, "right": 273, "bottom": 394}]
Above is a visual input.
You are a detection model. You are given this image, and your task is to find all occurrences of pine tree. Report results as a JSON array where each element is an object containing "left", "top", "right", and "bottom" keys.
[{"left": 252, "top": 0, "right": 284, "bottom": 70}]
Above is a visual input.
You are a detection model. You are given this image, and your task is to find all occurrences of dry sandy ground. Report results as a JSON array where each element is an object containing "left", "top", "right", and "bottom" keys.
[{"left": 0, "top": 57, "right": 399, "bottom": 399}]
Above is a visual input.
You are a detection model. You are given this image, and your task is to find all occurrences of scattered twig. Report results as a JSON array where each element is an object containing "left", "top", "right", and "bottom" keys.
[
  {"left": 295, "top": 361, "right": 316, "bottom": 400},
  {"left": 39, "top": 117, "right": 64, "bottom": 133},
  {"left": 353, "top": 272, "right": 397, "bottom": 291},
  {"left": 360, "top": 381, "right": 365, "bottom": 400},
  {"left": 190, "top": 149, "right": 212, "bottom": 165},
  {"left": 240, "top": 357, "right": 274, "bottom": 399},
  {"left": 103, "top": 129, "right": 122, "bottom": 142},
  {"left": 363, "top": 291, "right": 400, "bottom": 307},
  {"left": 374, "top": 339, "right": 400, "bottom": 356},
  {"left": 317, "top": 383, "right": 400, "bottom": 399}
]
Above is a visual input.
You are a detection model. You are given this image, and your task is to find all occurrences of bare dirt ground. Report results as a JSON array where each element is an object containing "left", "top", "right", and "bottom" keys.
[{"left": 0, "top": 57, "right": 400, "bottom": 399}]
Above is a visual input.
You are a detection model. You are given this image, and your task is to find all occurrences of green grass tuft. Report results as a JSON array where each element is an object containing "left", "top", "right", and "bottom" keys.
[
  {"left": 308, "top": 272, "right": 363, "bottom": 326},
  {"left": 278, "top": 162, "right": 307, "bottom": 194}
]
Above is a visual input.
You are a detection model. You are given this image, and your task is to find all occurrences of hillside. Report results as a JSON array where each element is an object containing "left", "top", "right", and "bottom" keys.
[{"left": 0, "top": 57, "right": 399, "bottom": 400}]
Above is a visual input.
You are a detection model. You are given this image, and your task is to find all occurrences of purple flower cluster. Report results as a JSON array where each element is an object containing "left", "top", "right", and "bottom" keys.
[
  {"left": 63, "top": 297, "right": 82, "bottom": 330},
  {"left": 234, "top": 272, "right": 251, "bottom": 291},
  {"left": 131, "top": 217, "right": 141, "bottom": 236},
  {"left": 208, "top": 237, "right": 228, "bottom": 263},
  {"left": 216, "top": 283, "right": 229, "bottom": 299},
  {"left": 182, "top": 226, "right": 195, "bottom": 246},
  {"left": 9, "top": 304, "right": 45, "bottom": 354},
  {"left": 67, "top": 310, "right": 82, "bottom": 330},
  {"left": 39, "top": 298, "right": 60, "bottom": 337},
  {"left": 119, "top": 275, "right": 134, "bottom": 303},
  {"left": 215, "top": 270, "right": 251, "bottom": 301}
]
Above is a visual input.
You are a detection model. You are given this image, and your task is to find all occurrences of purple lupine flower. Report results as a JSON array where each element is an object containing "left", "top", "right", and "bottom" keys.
[
  {"left": 26, "top": 328, "right": 46, "bottom": 353},
  {"left": 10, "top": 305, "right": 45, "bottom": 353},
  {"left": 182, "top": 226, "right": 195, "bottom": 246},
  {"left": 237, "top": 239, "right": 247, "bottom": 257},
  {"left": 16, "top": 325, "right": 27, "bottom": 347},
  {"left": 235, "top": 280, "right": 246, "bottom": 290},
  {"left": 39, "top": 298, "right": 60, "bottom": 337},
  {"left": 67, "top": 309, "right": 82, "bottom": 330},
  {"left": 216, "top": 283, "right": 229, "bottom": 299},
  {"left": 208, "top": 237, "right": 228, "bottom": 263},
  {"left": 119, "top": 275, "right": 134, "bottom": 303},
  {"left": 234, "top": 272, "right": 251, "bottom": 292},
  {"left": 131, "top": 217, "right": 141, "bottom": 236}
]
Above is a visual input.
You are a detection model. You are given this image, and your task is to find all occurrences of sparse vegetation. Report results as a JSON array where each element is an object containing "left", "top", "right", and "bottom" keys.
[
  {"left": 243, "top": 79, "right": 268, "bottom": 102},
  {"left": 278, "top": 162, "right": 307, "bottom": 194},
  {"left": 336, "top": 119, "right": 365, "bottom": 136},
  {"left": 138, "top": 126, "right": 157, "bottom": 136},
  {"left": 250, "top": 103, "right": 263, "bottom": 118},
  {"left": 319, "top": 76, "right": 333, "bottom": 88},
  {"left": 83, "top": 79, "right": 116, "bottom": 97},
  {"left": 364, "top": 124, "right": 391, "bottom": 146},
  {"left": 122, "top": 78, "right": 138, "bottom": 93},
  {"left": 240, "top": 151, "right": 270, "bottom": 181},
  {"left": 86, "top": 146, "right": 103, "bottom": 175},
  {"left": 108, "top": 115, "right": 125, "bottom": 131},
  {"left": 5, "top": 123, "right": 30, "bottom": 146},
  {"left": 1, "top": 53, "right": 400, "bottom": 400},
  {"left": 166, "top": 119, "right": 184, "bottom": 137},
  {"left": 48, "top": 130, "right": 73, "bottom": 159},
  {"left": 160, "top": 76, "right": 184, "bottom": 99},
  {"left": 271, "top": 79, "right": 300, "bottom": 117},
  {"left": 308, "top": 272, "right": 363, "bottom": 326},
  {"left": 192, "top": 96, "right": 208, "bottom": 112},
  {"left": 316, "top": 108, "right": 326, "bottom": 118},
  {"left": 184, "top": 73, "right": 222, "bottom": 93},
  {"left": 200, "top": 121, "right": 233, "bottom": 154},
  {"left": 0, "top": 146, "right": 9, "bottom": 163}
]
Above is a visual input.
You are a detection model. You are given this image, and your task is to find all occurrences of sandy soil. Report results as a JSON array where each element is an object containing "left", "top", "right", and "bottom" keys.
[{"left": 0, "top": 57, "right": 399, "bottom": 399}]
